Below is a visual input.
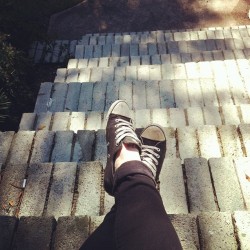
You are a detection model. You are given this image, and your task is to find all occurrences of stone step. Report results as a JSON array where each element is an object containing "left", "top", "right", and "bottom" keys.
[
  {"left": 30, "top": 39, "right": 81, "bottom": 64},
  {"left": 0, "top": 157, "right": 249, "bottom": 219},
  {"left": 81, "top": 26, "right": 250, "bottom": 45},
  {"left": 54, "top": 59, "right": 250, "bottom": 82},
  {"left": 33, "top": 81, "right": 250, "bottom": 113},
  {"left": 20, "top": 103, "right": 250, "bottom": 133},
  {"left": 4, "top": 124, "right": 250, "bottom": 163},
  {"left": 74, "top": 39, "right": 250, "bottom": 59},
  {"left": 1, "top": 211, "right": 249, "bottom": 249},
  {"left": 68, "top": 49, "right": 250, "bottom": 69}
]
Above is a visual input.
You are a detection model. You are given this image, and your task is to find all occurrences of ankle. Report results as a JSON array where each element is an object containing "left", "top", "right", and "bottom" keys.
[{"left": 115, "top": 143, "right": 141, "bottom": 170}]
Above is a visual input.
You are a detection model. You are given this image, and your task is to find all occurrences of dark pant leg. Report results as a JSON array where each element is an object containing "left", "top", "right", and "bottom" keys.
[
  {"left": 113, "top": 161, "right": 182, "bottom": 250},
  {"left": 79, "top": 206, "right": 116, "bottom": 250},
  {"left": 80, "top": 160, "right": 182, "bottom": 250}
]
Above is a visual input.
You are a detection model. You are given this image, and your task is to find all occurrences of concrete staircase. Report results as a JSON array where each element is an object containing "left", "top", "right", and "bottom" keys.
[{"left": 1, "top": 26, "right": 250, "bottom": 249}]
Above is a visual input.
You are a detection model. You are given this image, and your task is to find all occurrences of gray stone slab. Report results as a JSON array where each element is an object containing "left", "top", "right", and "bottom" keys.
[
  {"left": 0, "top": 131, "right": 14, "bottom": 164},
  {"left": 186, "top": 79, "right": 204, "bottom": 107},
  {"left": 233, "top": 158, "right": 250, "bottom": 209},
  {"left": 218, "top": 125, "right": 243, "bottom": 157},
  {"left": 64, "top": 83, "right": 81, "bottom": 111},
  {"left": 105, "top": 81, "right": 119, "bottom": 111},
  {"left": 169, "top": 108, "right": 186, "bottom": 128},
  {"left": 0, "top": 163, "right": 28, "bottom": 216},
  {"left": 35, "top": 112, "right": 52, "bottom": 131},
  {"left": 67, "top": 59, "right": 78, "bottom": 68},
  {"left": 209, "top": 158, "right": 245, "bottom": 211},
  {"left": 184, "top": 158, "right": 218, "bottom": 212},
  {"left": 94, "top": 130, "right": 107, "bottom": 165},
  {"left": 51, "top": 131, "right": 74, "bottom": 162},
  {"left": 134, "top": 109, "right": 150, "bottom": 128},
  {"left": 66, "top": 68, "right": 79, "bottom": 82},
  {"left": 161, "top": 64, "right": 174, "bottom": 80},
  {"left": 77, "top": 59, "right": 88, "bottom": 68},
  {"left": 203, "top": 106, "right": 222, "bottom": 125},
  {"left": 239, "top": 124, "right": 250, "bottom": 156},
  {"left": 49, "top": 83, "right": 68, "bottom": 112},
  {"left": 138, "top": 65, "right": 149, "bottom": 80},
  {"left": 198, "top": 61, "right": 213, "bottom": 78},
  {"left": 145, "top": 81, "right": 160, "bottom": 109},
  {"left": 102, "top": 67, "right": 114, "bottom": 81},
  {"left": 54, "top": 68, "right": 67, "bottom": 82},
  {"left": 149, "top": 65, "right": 161, "bottom": 81},
  {"left": 198, "top": 212, "right": 237, "bottom": 249},
  {"left": 92, "top": 82, "right": 107, "bottom": 112},
  {"left": 233, "top": 211, "right": 250, "bottom": 250},
  {"left": 173, "top": 63, "right": 186, "bottom": 79},
  {"left": 19, "top": 113, "right": 36, "bottom": 130},
  {"left": 19, "top": 163, "right": 53, "bottom": 216},
  {"left": 160, "top": 158, "right": 188, "bottom": 214},
  {"left": 229, "top": 77, "right": 249, "bottom": 105},
  {"left": 133, "top": 80, "right": 146, "bottom": 109},
  {"left": 214, "top": 78, "right": 234, "bottom": 105},
  {"left": 159, "top": 80, "right": 175, "bottom": 108},
  {"left": 73, "top": 130, "right": 95, "bottom": 162},
  {"left": 46, "top": 162, "right": 77, "bottom": 219},
  {"left": 126, "top": 65, "right": 137, "bottom": 80},
  {"left": 78, "top": 83, "right": 93, "bottom": 112},
  {"left": 13, "top": 216, "right": 56, "bottom": 250},
  {"left": 51, "top": 112, "right": 70, "bottom": 131},
  {"left": 34, "top": 82, "right": 53, "bottom": 113},
  {"left": 118, "top": 81, "right": 133, "bottom": 108},
  {"left": 169, "top": 214, "right": 200, "bottom": 250},
  {"left": 76, "top": 162, "right": 102, "bottom": 216},
  {"left": 75, "top": 44, "right": 84, "bottom": 58},
  {"left": 221, "top": 105, "right": 240, "bottom": 125},
  {"left": 78, "top": 68, "right": 91, "bottom": 82},
  {"left": 177, "top": 127, "right": 199, "bottom": 160},
  {"left": 30, "top": 131, "right": 55, "bottom": 163},
  {"left": 99, "top": 57, "right": 109, "bottom": 67},
  {"left": 185, "top": 62, "right": 200, "bottom": 79},
  {"left": 200, "top": 79, "right": 219, "bottom": 106},
  {"left": 197, "top": 125, "right": 221, "bottom": 159},
  {"left": 151, "top": 109, "right": 169, "bottom": 127},
  {"left": 173, "top": 80, "right": 189, "bottom": 108},
  {"left": 69, "top": 112, "right": 85, "bottom": 132},
  {"left": 6, "top": 131, "right": 35, "bottom": 164},
  {"left": 0, "top": 216, "right": 17, "bottom": 249},
  {"left": 186, "top": 107, "right": 204, "bottom": 126},
  {"left": 53, "top": 216, "right": 89, "bottom": 249},
  {"left": 85, "top": 112, "right": 102, "bottom": 131},
  {"left": 90, "top": 68, "right": 103, "bottom": 82}
]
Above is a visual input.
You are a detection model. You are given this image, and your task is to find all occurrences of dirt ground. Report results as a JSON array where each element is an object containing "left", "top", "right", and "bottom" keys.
[{"left": 48, "top": 0, "right": 250, "bottom": 39}]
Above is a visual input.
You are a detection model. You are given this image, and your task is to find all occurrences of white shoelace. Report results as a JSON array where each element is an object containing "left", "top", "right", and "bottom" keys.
[
  {"left": 141, "top": 145, "right": 160, "bottom": 177},
  {"left": 114, "top": 118, "right": 141, "bottom": 146}
]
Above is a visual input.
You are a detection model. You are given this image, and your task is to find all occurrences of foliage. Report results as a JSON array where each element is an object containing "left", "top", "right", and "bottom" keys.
[
  {"left": 0, "top": 33, "right": 35, "bottom": 130},
  {"left": 0, "top": 89, "right": 10, "bottom": 124}
]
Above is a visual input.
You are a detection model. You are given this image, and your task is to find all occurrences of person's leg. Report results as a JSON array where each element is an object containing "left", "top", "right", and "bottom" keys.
[
  {"left": 80, "top": 206, "right": 116, "bottom": 250},
  {"left": 112, "top": 143, "right": 182, "bottom": 250}
]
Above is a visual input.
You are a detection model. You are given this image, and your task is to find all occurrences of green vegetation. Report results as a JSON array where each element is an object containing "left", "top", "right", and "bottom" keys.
[{"left": 0, "top": 0, "right": 82, "bottom": 131}]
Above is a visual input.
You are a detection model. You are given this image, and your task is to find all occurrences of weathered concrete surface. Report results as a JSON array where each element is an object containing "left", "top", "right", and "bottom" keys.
[
  {"left": 46, "top": 162, "right": 77, "bottom": 219},
  {"left": 0, "top": 131, "right": 14, "bottom": 164},
  {"left": 76, "top": 162, "right": 102, "bottom": 216},
  {"left": 0, "top": 216, "right": 17, "bottom": 249},
  {"left": 170, "top": 214, "right": 200, "bottom": 250},
  {"left": 198, "top": 212, "right": 238, "bottom": 249},
  {"left": 12, "top": 216, "right": 56, "bottom": 250},
  {"left": 184, "top": 158, "right": 218, "bottom": 212},
  {"left": 53, "top": 216, "right": 89, "bottom": 249},
  {"left": 209, "top": 157, "right": 245, "bottom": 211},
  {"left": 233, "top": 211, "right": 250, "bottom": 250},
  {"left": 0, "top": 164, "right": 28, "bottom": 216},
  {"left": 160, "top": 159, "right": 188, "bottom": 214},
  {"left": 19, "top": 163, "right": 53, "bottom": 217}
]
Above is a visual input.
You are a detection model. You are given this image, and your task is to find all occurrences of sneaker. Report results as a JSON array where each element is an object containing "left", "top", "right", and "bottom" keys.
[
  {"left": 140, "top": 124, "right": 166, "bottom": 189},
  {"left": 104, "top": 100, "right": 141, "bottom": 195}
]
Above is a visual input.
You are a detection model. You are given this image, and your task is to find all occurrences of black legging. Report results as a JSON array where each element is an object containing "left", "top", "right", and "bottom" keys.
[{"left": 80, "top": 161, "right": 182, "bottom": 250}]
